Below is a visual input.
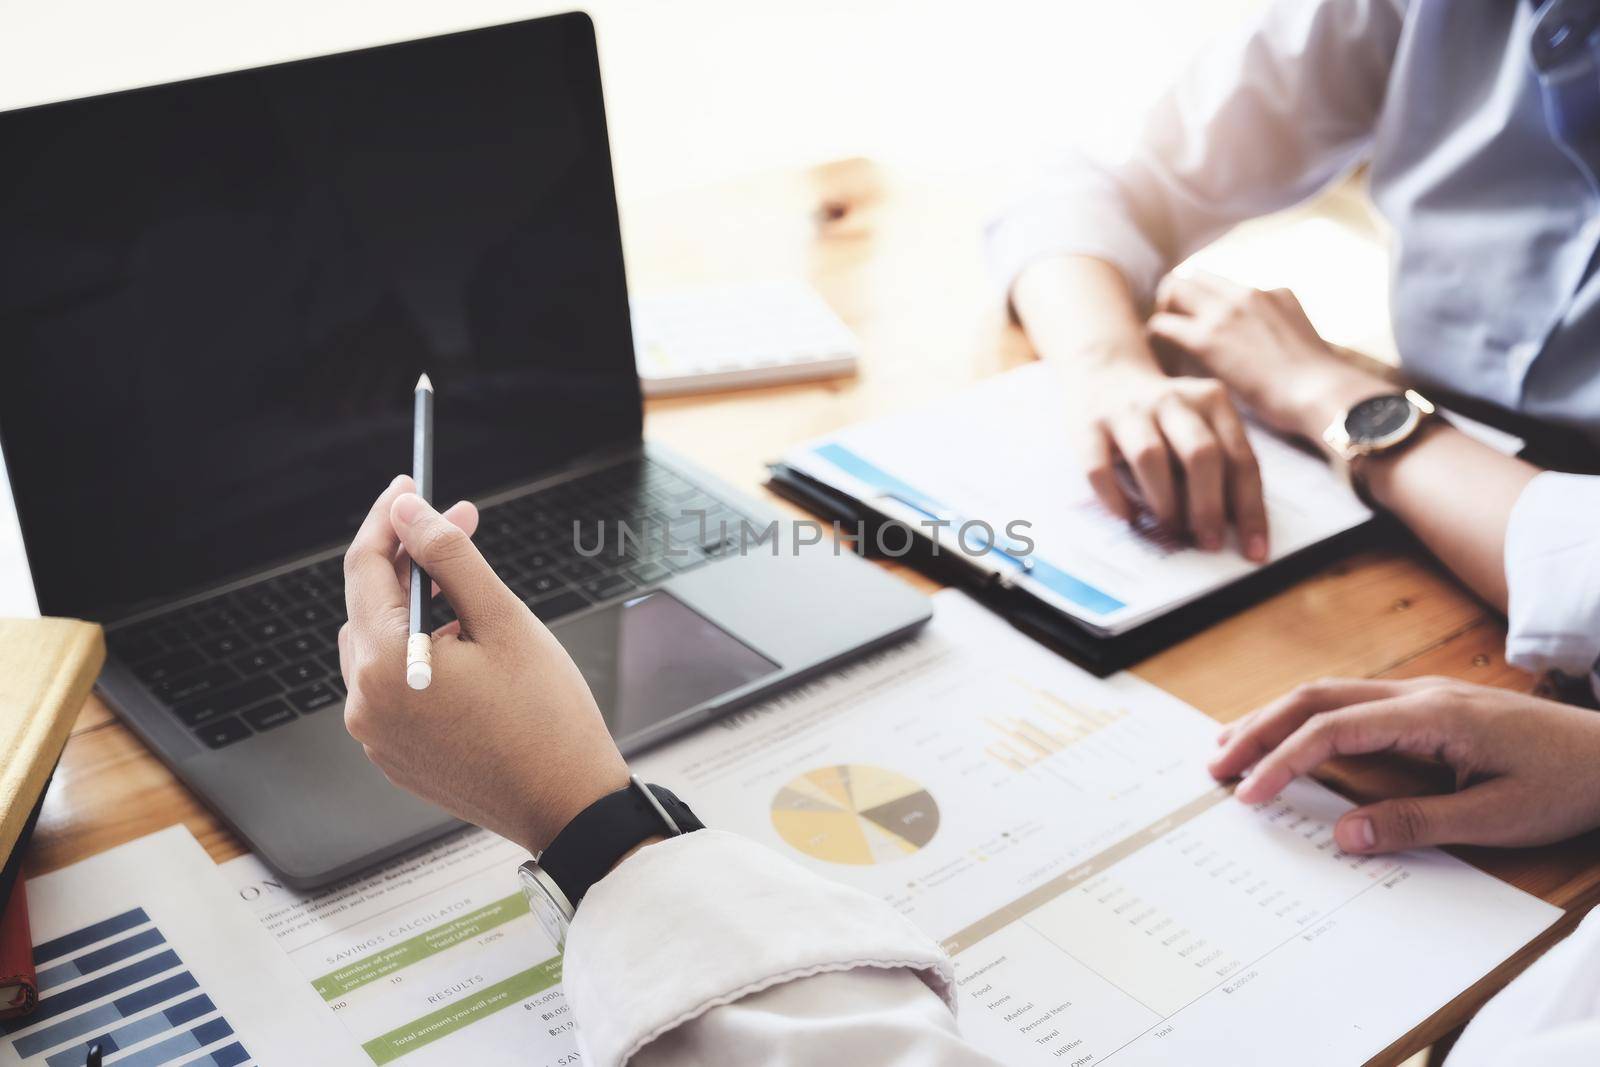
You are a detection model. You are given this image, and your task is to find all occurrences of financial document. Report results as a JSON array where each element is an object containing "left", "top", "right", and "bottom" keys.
[
  {"left": 222, "top": 829, "right": 578, "bottom": 1067},
  {"left": 1, "top": 826, "right": 355, "bottom": 1067},
  {"left": 784, "top": 361, "right": 1372, "bottom": 634},
  {"left": 633, "top": 591, "right": 1561, "bottom": 1066}
]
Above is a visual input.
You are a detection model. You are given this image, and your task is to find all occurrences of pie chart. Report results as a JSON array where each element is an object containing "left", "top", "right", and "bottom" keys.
[{"left": 770, "top": 764, "right": 940, "bottom": 865}]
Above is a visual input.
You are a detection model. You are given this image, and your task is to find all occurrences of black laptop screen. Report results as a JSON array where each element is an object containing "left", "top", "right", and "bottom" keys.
[{"left": 0, "top": 14, "right": 641, "bottom": 619}]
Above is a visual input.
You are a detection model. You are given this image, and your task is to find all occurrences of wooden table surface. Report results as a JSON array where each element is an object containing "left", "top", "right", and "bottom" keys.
[{"left": 26, "top": 158, "right": 1600, "bottom": 1066}]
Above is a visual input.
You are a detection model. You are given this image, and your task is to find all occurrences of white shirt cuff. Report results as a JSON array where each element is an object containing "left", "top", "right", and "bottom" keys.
[
  {"left": 563, "top": 830, "right": 956, "bottom": 1067},
  {"left": 984, "top": 161, "right": 1170, "bottom": 308},
  {"left": 1503, "top": 471, "right": 1600, "bottom": 689}
]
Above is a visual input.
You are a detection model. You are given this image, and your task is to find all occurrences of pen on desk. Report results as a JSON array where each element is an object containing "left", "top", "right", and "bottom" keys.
[{"left": 406, "top": 372, "right": 434, "bottom": 691}]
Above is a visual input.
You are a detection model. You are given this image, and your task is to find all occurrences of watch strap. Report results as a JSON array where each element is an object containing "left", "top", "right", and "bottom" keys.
[{"left": 537, "top": 777, "right": 703, "bottom": 909}]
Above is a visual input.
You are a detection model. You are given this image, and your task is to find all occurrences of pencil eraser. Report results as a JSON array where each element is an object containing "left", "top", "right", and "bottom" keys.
[{"left": 407, "top": 661, "right": 432, "bottom": 690}]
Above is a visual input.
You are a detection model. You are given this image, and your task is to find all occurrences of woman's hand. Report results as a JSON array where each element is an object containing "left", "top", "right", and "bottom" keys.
[
  {"left": 339, "top": 476, "right": 629, "bottom": 855},
  {"left": 1074, "top": 364, "right": 1270, "bottom": 558},
  {"left": 1147, "top": 273, "right": 1391, "bottom": 446},
  {"left": 1014, "top": 255, "right": 1270, "bottom": 559},
  {"left": 1208, "top": 676, "right": 1600, "bottom": 854}
]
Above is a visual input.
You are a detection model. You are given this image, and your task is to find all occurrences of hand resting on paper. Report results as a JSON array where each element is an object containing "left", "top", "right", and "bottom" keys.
[
  {"left": 1208, "top": 676, "right": 1600, "bottom": 855},
  {"left": 1013, "top": 256, "right": 1273, "bottom": 559}
]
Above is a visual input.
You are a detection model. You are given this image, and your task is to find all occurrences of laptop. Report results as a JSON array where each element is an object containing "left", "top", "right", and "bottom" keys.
[{"left": 0, "top": 13, "right": 930, "bottom": 888}]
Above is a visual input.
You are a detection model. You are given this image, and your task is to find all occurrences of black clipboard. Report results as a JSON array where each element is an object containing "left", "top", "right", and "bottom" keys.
[{"left": 766, "top": 460, "right": 1385, "bottom": 676}]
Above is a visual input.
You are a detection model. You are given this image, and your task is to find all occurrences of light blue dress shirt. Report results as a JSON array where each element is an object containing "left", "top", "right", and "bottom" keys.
[{"left": 987, "top": 0, "right": 1600, "bottom": 688}]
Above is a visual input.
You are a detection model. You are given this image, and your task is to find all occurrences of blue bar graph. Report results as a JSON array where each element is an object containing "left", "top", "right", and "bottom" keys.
[
  {"left": 41, "top": 994, "right": 214, "bottom": 1067},
  {"left": 7, "top": 975, "right": 201, "bottom": 1061},
  {"left": 36, "top": 928, "right": 167, "bottom": 994},
  {"left": 32, "top": 909, "right": 149, "bottom": 966},
  {"left": 114, "top": 1016, "right": 234, "bottom": 1067},
  {"left": 2, "top": 908, "right": 252, "bottom": 1066},
  {"left": 15, "top": 950, "right": 183, "bottom": 1029}
]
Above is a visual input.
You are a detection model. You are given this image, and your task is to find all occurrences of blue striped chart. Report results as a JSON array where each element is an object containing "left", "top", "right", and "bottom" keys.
[{"left": 1, "top": 907, "right": 251, "bottom": 1066}]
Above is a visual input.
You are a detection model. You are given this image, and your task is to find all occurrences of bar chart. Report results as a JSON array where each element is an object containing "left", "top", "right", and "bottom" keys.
[
  {"left": 983, "top": 679, "right": 1126, "bottom": 772},
  {"left": 1, "top": 907, "right": 250, "bottom": 1067}
]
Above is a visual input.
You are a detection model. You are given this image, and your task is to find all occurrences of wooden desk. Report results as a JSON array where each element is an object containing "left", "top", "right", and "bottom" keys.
[{"left": 27, "top": 158, "right": 1600, "bottom": 1066}]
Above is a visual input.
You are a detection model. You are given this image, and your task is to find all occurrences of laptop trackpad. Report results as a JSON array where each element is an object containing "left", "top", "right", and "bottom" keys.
[{"left": 556, "top": 590, "right": 778, "bottom": 740}]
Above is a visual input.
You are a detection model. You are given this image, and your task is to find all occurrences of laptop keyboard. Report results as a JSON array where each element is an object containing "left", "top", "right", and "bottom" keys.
[{"left": 106, "top": 457, "right": 751, "bottom": 751}]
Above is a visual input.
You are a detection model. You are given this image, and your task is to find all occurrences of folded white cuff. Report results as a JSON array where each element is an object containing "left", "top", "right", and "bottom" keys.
[
  {"left": 563, "top": 830, "right": 956, "bottom": 1067},
  {"left": 1503, "top": 471, "right": 1600, "bottom": 693},
  {"left": 984, "top": 162, "right": 1170, "bottom": 308}
]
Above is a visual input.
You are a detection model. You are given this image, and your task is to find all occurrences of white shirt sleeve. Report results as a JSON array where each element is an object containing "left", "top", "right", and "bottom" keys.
[
  {"left": 985, "top": 0, "right": 1403, "bottom": 304},
  {"left": 1446, "top": 909, "right": 1600, "bottom": 1067},
  {"left": 1503, "top": 471, "right": 1600, "bottom": 697},
  {"left": 562, "top": 830, "right": 1004, "bottom": 1067}
]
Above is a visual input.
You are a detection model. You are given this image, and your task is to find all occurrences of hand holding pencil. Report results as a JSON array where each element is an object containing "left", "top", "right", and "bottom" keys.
[{"left": 338, "top": 456, "right": 630, "bottom": 855}]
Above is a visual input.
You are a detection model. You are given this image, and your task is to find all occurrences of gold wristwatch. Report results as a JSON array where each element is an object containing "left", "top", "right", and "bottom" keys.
[{"left": 1322, "top": 388, "right": 1436, "bottom": 464}]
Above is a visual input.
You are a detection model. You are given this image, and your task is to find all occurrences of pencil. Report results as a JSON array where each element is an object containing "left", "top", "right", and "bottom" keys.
[{"left": 406, "top": 372, "right": 434, "bottom": 690}]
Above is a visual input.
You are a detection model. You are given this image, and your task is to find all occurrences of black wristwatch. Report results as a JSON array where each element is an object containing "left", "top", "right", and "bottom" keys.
[{"left": 518, "top": 775, "right": 703, "bottom": 949}]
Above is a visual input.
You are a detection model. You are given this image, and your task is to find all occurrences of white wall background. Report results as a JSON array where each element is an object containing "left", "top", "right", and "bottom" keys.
[
  {"left": 0, "top": 0, "right": 1263, "bottom": 201},
  {"left": 0, "top": 0, "right": 1264, "bottom": 615}
]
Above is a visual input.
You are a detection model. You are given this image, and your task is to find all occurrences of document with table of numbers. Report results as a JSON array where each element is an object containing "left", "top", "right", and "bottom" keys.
[{"left": 633, "top": 590, "right": 1562, "bottom": 1067}]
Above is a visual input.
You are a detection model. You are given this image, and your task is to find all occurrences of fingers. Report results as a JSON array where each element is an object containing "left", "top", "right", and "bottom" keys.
[
  {"left": 390, "top": 493, "right": 522, "bottom": 640},
  {"left": 1147, "top": 311, "right": 1207, "bottom": 356},
  {"left": 1095, "top": 379, "right": 1268, "bottom": 558},
  {"left": 1109, "top": 414, "right": 1180, "bottom": 529},
  {"left": 1154, "top": 398, "right": 1225, "bottom": 549},
  {"left": 1223, "top": 675, "right": 1529, "bottom": 854},
  {"left": 391, "top": 499, "right": 480, "bottom": 594},
  {"left": 1081, "top": 423, "right": 1136, "bottom": 523},
  {"left": 1091, "top": 370, "right": 1268, "bottom": 558},
  {"left": 1234, "top": 691, "right": 1452, "bottom": 804},
  {"left": 1198, "top": 395, "right": 1269, "bottom": 561},
  {"left": 344, "top": 476, "right": 416, "bottom": 635},
  {"left": 1337, "top": 782, "right": 1520, "bottom": 854},
  {"left": 1210, "top": 678, "right": 1417, "bottom": 783},
  {"left": 1154, "top": 272, "right": 1234, "bottom": 316},
  {"left": 443, "top": 499, "right": 480, "bottom": 534},
  {"left": 1149, "top": 272, "right": 1269, "bottom": 367}
]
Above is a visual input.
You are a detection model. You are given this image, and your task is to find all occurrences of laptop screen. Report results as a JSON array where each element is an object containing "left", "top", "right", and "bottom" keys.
[{"left": 0, "top": 13, "right": 641, "bottom": 620}]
